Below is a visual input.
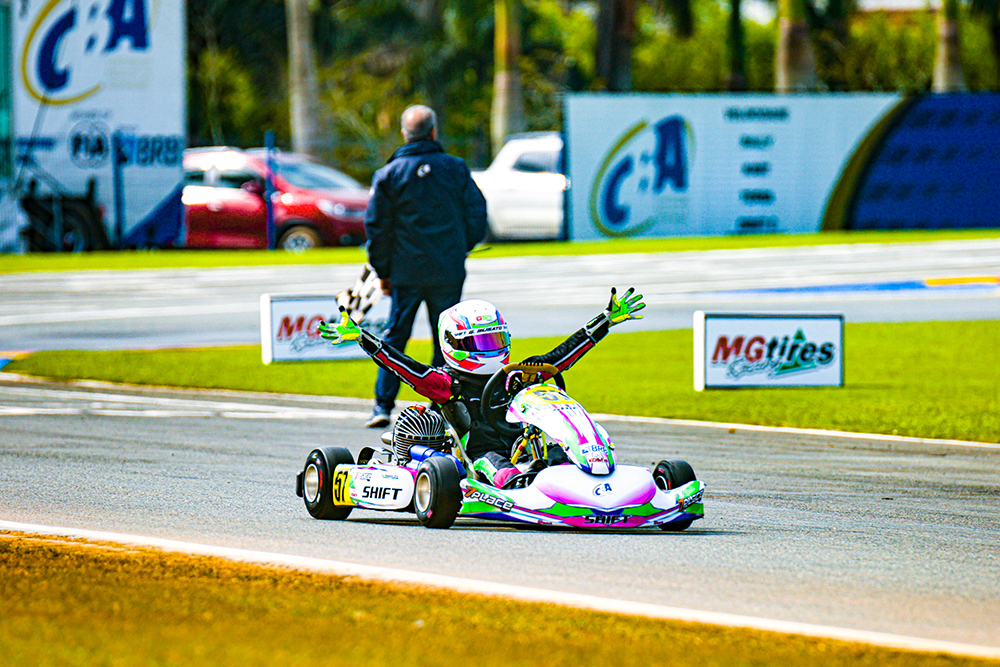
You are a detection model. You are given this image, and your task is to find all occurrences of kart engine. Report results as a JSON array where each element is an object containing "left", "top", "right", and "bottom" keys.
[{"left": 392, "top": 405, "right": 449, "bottom": 461}]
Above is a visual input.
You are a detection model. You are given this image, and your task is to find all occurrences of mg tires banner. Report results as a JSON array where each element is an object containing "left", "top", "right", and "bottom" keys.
[
  {"left": 261, "top": 294, "right": 389, "bottom": 363},
  {"left": 694, "top": 312, "right": 844, "bottom": 390},
  {"left": 565, "top": 93, "right": 900, "bottom": 240}
]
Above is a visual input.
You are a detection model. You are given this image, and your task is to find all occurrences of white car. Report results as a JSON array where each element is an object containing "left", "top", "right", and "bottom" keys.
[{"left": 472, "top": 132, "right": 566, "bottom": 241}]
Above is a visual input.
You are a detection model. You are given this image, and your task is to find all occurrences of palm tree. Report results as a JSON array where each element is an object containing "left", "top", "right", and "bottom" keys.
[
  {"left": 402, "top": 0, "right": 451, "bottom": 129},
  {"left": 492, "top": 0, "right": 526, "bottom": 155},
  {"left": 727, "top": 0, "right": 747, "bottom": 90},
  {"left": 595, "top": 0, "right": 694, "bottom": 92},
  {"left": 970, "top": 0, "right": 1000, "bottom": 88},
  {"left": 595, "top": 0, "right": 637, "bottom": 90},
  {"left": 285, "top": 0, "right": 327, "bottom": 154},
  {"left": 806, "top": 0, "right": 854, "bottom": 91},
  {"left": 933, "top": 0, "right": 967, "bottom": 91},
  {"left": 775, "top": 0, "right": 818, "bottom": 91}
]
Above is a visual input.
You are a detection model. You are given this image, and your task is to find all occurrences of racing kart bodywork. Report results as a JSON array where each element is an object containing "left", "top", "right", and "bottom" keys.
[{"left": 295, "top": 363, "right": 704, "bottom": 530}]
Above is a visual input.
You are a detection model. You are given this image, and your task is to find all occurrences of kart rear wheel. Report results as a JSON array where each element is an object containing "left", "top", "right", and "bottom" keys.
[
  {"left": 414, "top": 456, "right": 462, "bottom": 529},
  {"left": 653, "top": 459, "right": 697, "bottom": 532},
  {"left": 301, "top": 446, "right": 355, "bottom": 520}
]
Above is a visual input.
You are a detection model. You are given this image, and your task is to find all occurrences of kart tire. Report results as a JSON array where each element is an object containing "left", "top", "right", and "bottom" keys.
[
  {"left": 301, "top": 446, "right": 355, "bottom": 520},
  {"left": 653, "top": 459, "right": 696, "bottom": 490},
  {"left": 661, "top": 519, "right": 693, "bottom": 531},
  {"left": 414, "top": 456, "right": 462, "bottom": 529},
  {"left": 653, "top": 459, "right": 697, "bottom": 532}
]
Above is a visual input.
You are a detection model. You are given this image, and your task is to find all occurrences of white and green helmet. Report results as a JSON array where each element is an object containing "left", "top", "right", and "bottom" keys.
[{"left": 438, "top": 299, "right": 511, "bottom": 375}]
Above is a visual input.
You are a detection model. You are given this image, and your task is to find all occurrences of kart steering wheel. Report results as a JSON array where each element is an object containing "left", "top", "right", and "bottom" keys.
[{"left": 481, "top": 362, "right": 565, "bottom": 440}]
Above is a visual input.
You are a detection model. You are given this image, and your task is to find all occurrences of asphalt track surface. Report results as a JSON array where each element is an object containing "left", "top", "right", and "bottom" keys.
[
  {"left": 1, "top": 239, "right": 999, "bottom": 657},
  {"left": 1, "top": 379, "right": 998, "bottom": 656}
]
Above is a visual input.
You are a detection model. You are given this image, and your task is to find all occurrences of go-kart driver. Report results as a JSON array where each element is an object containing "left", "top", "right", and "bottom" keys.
[{"left": 318, "top": 287, "right": 645, "bottom": 488}]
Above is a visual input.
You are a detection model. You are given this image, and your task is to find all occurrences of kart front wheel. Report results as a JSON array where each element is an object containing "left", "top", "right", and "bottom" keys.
[
  {"left": 414, "top": 457, "right": 462, "bottom": 529},
  {"left": 653, "top": 459, "right": 697, "bottom": 532},
  {"left": 300, "top": 446, "right": 355, "bottom": 520}
]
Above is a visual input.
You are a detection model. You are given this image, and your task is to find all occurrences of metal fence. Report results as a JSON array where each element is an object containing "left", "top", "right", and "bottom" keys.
[{"left": 0, "top": 187, "right": 27, "bottom": 253}]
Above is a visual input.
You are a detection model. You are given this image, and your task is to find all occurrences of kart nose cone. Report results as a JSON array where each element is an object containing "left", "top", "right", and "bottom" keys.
[{"left": 532, "top": 465, "right": 656, "bottom": 509}]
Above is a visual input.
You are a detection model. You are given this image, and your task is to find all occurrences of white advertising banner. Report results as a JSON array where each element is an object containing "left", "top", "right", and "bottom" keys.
[
  {"left": 13, "top": 0, "right": 186, "bottom": 243},
  {"left": 261, "top": 295, "right": 389, "bottom": 363},
  {"left": 694, "top": 312, "right": 844, "bottom": 390},
  {"left": 565, "top": 93, "right": 900, "bottom": 239}
]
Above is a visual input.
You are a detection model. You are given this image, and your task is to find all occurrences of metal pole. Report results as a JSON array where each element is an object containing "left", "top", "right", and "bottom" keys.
[
  {"left": 265, "top": 130, "right": 276, "bottom": 250},
  {"left": 112, "top": 132, "right": 126, "bottom": 248}
]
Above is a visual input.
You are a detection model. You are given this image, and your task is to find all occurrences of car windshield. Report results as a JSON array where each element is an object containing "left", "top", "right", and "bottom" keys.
[
  {"left": 513, "top": 150, "right": 561, "bottom": 174},
  {"left": 272, "top": 160, "right": 363, "bottom": 190}
]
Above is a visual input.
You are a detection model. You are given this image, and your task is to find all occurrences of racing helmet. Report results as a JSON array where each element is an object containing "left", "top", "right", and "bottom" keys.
[
  {"left": 438, "top": 299, "right": 511, "bottom": 376},
  {"left": 393, "top": 405, "right": 449, "bottom": 461}
]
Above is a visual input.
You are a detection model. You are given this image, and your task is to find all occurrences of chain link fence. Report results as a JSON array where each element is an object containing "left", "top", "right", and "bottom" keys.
[{"left": 0, "top": 186, "right": 28, "bottom": 253}]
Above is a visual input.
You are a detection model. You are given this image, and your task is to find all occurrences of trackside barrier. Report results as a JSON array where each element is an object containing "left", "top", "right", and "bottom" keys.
[
  {"left": 565, "top": 92, "right": 1000, "bottom": 239},
  {"left": 694, "top": 312, "right": 844, "bottom": 390},
  {"left": 260, "top": 264, "right": 389, "bottom": 364}
]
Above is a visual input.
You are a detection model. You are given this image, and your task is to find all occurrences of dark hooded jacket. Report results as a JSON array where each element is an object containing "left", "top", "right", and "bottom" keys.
[{"left": 364, "top": 140, "right": 487, "bottom": 287}]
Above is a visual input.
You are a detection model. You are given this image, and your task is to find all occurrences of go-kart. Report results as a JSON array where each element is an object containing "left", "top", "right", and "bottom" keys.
[{"left": 295, "top": 363, "right": 704, "bottom": 530}]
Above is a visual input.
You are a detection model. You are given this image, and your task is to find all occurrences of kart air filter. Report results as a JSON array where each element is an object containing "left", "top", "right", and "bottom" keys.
[{"left": 393, "top": 405, "right": 449, "bottom": 461}]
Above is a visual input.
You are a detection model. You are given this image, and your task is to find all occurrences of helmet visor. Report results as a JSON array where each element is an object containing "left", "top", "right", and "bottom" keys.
[{"left": 446, "top": 329, "right": 510, "bottom": 353}]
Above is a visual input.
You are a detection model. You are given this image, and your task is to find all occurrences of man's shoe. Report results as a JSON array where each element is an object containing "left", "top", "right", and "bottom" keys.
[{"left": 365, "top": 407, "right": 390, "bottom": 429}]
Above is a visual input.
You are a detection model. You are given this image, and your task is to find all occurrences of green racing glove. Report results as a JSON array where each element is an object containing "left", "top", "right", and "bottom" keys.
[
  {"left": 605, "top": 286, "right": 645, "bottom": 326},
  {"left": 318, "top": 307, "right": 362, "bottom": 345}
]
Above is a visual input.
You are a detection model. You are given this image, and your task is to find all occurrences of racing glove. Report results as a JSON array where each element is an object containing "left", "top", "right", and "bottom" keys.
[
  {"left": 605, "top": 286, "right": 645, "bottom": 325},
  {"left": 584, "top": 287, "right": 645, "bottom": 337},
  {"left": 317, "top": 307, "right": 362, "bottom": 345}
]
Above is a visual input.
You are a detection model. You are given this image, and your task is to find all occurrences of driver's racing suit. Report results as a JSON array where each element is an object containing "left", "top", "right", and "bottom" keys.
[{"left": 350, "top": 310, "right": 617, "bottom": 485}]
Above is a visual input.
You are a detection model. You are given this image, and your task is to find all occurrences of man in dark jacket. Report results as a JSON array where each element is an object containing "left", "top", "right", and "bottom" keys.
[{"left": 363, "top": 105, "right": 488, "bottom": 428}]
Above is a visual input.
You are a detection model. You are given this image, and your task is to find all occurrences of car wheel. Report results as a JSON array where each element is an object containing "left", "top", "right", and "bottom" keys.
[
  {"left": 300, "top": 446, "right": 354, "bottom": 520},
  {"left": 414, "top": 457, "right": 462, "bottom": 529},
  {"left": 278, "top": 225, "right": 321, "bottom": 252},
  {"left": 653, "top": 459, "right": 697, "bottom": 532}
]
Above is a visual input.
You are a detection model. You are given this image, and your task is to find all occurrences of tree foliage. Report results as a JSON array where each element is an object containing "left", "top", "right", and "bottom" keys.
[
  {"left": 187, "top": 0, "right": 290, "bottom": 147},
  {"left": 185, "top": 0, "right": 1000, "bottom": 182},
  {"left": 824, "top": 8, "right": 996, "bottom": 91},
  {"left": 635, "top": 0, "right": 775, "bottom": 91}
]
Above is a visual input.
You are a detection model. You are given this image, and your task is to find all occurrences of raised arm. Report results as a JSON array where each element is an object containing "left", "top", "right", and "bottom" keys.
[
  {"left": 523, "top": 287, "right": 645, "bottom": 373},
  {"left": 318, "top": 309, "right": 454, "bottom": 404}
]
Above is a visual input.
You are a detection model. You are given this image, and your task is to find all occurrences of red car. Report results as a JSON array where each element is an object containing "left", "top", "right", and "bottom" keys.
[{"left": 182, "top": 147, "right": 370, "bottom": 250}]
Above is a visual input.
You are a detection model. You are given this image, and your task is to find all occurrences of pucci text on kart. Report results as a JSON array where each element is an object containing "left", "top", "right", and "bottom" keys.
[{"left": 296, "top": 361, "right": 705, "bottom": 530}]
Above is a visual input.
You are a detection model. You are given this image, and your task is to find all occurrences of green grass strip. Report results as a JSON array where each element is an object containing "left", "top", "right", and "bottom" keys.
[
  {"left": 7, "top": 321, "right": 998, "bottom": 443},
  {"left": 2, "top": 534, "right": 995, "bottom": 667},
  {"left": 3, "top": 228, "right": 999, "bottom": 274}
]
